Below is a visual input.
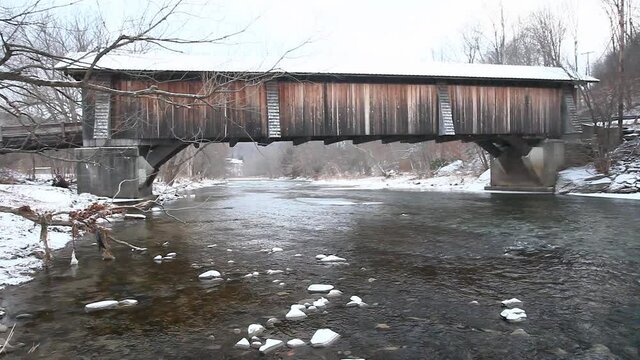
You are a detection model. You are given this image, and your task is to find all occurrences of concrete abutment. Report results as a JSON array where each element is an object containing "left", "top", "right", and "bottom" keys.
[{"left": 485, "top": 139, "right": 565, "bottom": 192}]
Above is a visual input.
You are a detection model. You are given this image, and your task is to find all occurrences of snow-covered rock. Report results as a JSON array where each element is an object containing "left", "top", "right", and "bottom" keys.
[
  {"left": 310, "top": 328, "right": 340, "bottom": 347},
  {"left": 266, "top": 269, "right": 284, "bottom": 275},
  {"left": 319, "top": 255, "right": 346, "bottom": 262},
  {"left": 85, "top": 300, "right": 119, "bottom": 312},
  {"left": 251, "top": 341, "right": 262, "bottom": 349},
  {"left": 247, "top": 324, "right": 265, "bottom": 337},
  {"left": 198, "top": 270, "right": 221, "bottom": 279},
  {"left": 294, "top": 253, "right": 303, "bottom": 257},
  {"left": 313, "top": 297, "right": 329, "bottom": 308},
  {"left": 124, "top": 214, "right": 146, "bottom": 220},
  {"left": 346, "top": 295, "right": 367, "bottom": 308},
  {"left": 234, "top": 338, "right": 250, "bottom": 349},
  {"left": 271, "top": 247, "right": 283, "bottom": 252},
  {"left": 290, "top": 304, "right": 306, "bottom": 311},
  {"left": 315, "top": 254, "right": 327, "bottom": 260},
  {"left": 327, "top": 289, "right": 343, "bottom": 297},
  {"left": 287, "top": 338, "right": 305, "bottom": 348},
  {"left": 165, "top": 252, "right": 177, "bottom": 258},
  {"left": 118, "top": 299, "right": 138, "bottom": 307},
  {"left": 500, "top": 308, "right": 527, "bottom": 322},
  {"left": 307, "top": 284, "right": 334, "bottom": 293},
  {"left": 435, "top": 160, "right": 464, "bottom": 176},
  {"left": 259, "top": 339, "right": 284, "bottom": 354},
  {"left": 153, "top": 255, "right": 163, "bottom": 261},
  {"left": 501, "top": 298, "right": 523, "bottom": 308},
  {"left": 285, "top": 308, "right": 307, "bottom": 320}
]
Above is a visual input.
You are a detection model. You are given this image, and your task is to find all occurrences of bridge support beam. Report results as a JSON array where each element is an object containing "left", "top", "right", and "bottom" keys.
[{"left": 485, "top": 139, "right": 565, "bottom": 192}]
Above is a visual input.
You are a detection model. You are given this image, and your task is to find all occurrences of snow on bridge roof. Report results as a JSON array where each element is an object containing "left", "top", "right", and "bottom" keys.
[{"left": 58, "top": 52, "right": 598, "bottom": 83}]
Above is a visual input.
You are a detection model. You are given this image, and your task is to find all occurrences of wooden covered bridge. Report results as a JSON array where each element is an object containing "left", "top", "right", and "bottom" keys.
[{"left": 54, "top": 53, "right": 595, "bottom": 198}]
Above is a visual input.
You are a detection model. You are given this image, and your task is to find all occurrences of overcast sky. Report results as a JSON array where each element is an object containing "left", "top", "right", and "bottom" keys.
[{"left": 63, "top": 0, "right": 615, "bottom": 74}]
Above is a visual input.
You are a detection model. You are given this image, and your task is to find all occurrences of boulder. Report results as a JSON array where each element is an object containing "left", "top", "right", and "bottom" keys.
[
  {"left": 501, "top": 298, "right": 523, "bottom": 308},
  {"left": 287, "top": 338, "right": 305, "bottom": 348},
  {"left": 319, "top": 255, "right": 346, "bottom": 262},
  {"left": 307, "top": 284, "right": 334, "bottom": 293},
  {"left": 198, "top": 270, "right": 221, "bottom": 279},
  {"left": 234, "top": 338, "right": 250, "bottom": 349},
  {"left": 285, "top": 308, "right": 307, "bottom": 320},
  {"left": 500, "top": 308, "right": 527, "bottom": 322},
  {"left": 118, "top": 299, "right": 138, "bottom": 307},
  {"left": 310, "top": 328, "right": 340, "bottom": 347},
  {"left": 85, "top": 300, "right": 119, "bottom": 312},
  {"left": 247, "top": 324, "right": 265, "bottom": 337},
  {"left": 259, "top": 339, "right": 284, "bottom": 354}
]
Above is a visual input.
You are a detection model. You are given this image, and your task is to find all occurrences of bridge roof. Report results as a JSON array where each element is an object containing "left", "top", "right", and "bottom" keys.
[{"left": 58, "top": 52, "right": 598, "bottom": 83}]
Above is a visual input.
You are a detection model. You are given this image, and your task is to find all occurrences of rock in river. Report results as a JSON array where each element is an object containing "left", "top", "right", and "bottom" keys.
[
  {"left": 501, "top": 298, "right": 523, "bottom": 308},
  {"left": 118, "top": 299, "right": 138, "bottom": 307},
  {"left": 259, "top": 339, "right": 284, "bottom": 354},
  {"left": 198, "top": 270, "right": 221, "bottom": 279},
  {"left": 500, "top": 308, "right": 527, "bottom": 322},
  {"left": 234, "top": 338, "right": 250, "bottom": 349},
  {"left": 247, "top": 324, "right": 265, "bottom": 337},
  {"left": 307, "top": 284, "right": 334, "bottom": 293},
  {"left": 319, "top": 255, "right": 346, "bottom": 262},
  {"left": 286, "top": 308, "right": 307, "bottom": 320},
  {"left": 310, "top": 328, "right": 340, "bottom": 347},
  {"left": 85, "top": 300, "right": 119, "bottom": 312},
  {"left": 287, "top": 338, "right": 305, "bottom": 348}
]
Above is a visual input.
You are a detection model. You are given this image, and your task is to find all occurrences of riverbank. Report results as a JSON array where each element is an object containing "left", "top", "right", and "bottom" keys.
[
  {"left": 312, "top": 170, "right": 490, "bottom": 192},
  {"left": 0, "top": 176, "right": 225, "bottom": 290},
  {"left": 0, "top": 183, "right": 98, "bottom": 289}
]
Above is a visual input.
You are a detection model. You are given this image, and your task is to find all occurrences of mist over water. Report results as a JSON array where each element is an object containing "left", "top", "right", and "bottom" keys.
[{"left": 1, "top": 180, "right": 638, "bottom": 359}]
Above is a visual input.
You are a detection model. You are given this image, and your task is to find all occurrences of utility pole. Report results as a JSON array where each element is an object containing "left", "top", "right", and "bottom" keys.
[
  {"left": 618, "top": 0, "right": 625, "bottom": 142},
  {"left": 581, "top": 51, "right": 595, "bottom": 76}
]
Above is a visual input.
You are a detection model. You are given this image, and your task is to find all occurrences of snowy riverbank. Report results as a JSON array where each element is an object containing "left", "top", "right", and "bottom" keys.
[
  {"left": 153, "top": 178, "right": 227, "bottom": 202},
  {"left": 313, "top": 161, "right": 491, "bottom": 193},
  {"left": 0, "top": 184, "right": 98, "bottom": 289},
  {"left": 0, "top": 177, "right": 229, "bottom": 289}
]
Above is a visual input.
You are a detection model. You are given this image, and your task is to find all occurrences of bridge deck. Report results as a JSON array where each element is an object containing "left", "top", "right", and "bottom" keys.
[{"left": 0, "top": 122, "right": 82, "bottom": 153}]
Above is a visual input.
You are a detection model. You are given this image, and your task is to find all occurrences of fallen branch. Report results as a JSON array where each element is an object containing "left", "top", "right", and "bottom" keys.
[{"left": 108, "top": 235, "right": 147, "bottom": 252}]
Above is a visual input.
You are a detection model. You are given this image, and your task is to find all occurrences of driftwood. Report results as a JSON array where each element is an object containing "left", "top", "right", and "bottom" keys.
[{"left": 0, "top": 202, "right": 148, "bottom": 263}]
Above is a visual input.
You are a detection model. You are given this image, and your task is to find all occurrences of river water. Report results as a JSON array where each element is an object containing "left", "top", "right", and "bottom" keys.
[{"left": 1, "top": 180, "right": 639, "bottom": 359}]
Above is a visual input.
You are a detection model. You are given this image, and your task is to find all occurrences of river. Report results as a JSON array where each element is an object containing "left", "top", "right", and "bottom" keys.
[{"left": 1, "top": 180, "right": 639, "bottom": 359}]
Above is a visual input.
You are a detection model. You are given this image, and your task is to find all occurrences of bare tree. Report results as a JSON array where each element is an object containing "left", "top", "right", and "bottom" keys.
[{"left": 461, "top": 23, "right": 484, "bottom": 64}]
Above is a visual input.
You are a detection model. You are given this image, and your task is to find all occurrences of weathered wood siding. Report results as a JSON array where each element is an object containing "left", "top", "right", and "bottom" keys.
[
  {"left": 101, "top": 77, "right": 566, "bottom": 140},
  {"left": 278, "top": 82, "right": 439, "bottom": 137},
  {"left": 110, "top": 79, "right": 267, "bottom": 140},
  {"left": 448, "top": 85, "right": 563, "bottom": 136}
]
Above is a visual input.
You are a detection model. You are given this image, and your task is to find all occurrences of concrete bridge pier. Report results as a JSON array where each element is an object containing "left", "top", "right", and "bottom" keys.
[
  {"left": 75, "top": 143, "right": 186, "bottom": 199},
  {"left": 480, "top": 138, "right": 565, "bottom": 192}
]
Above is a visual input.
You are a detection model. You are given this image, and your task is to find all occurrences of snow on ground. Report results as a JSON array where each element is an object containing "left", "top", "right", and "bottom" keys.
[
  {"left": 312, "top": 169, "right": 490, "bottom": 193},
  {"left": 0, "top": 184, "right": 99, "bottom": 289},
  {"left": 153, "top": 178, "right": 227, "bottom": 201},
  {"left": 557, "top": 165, "right": 640, "bottom": 200}
]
